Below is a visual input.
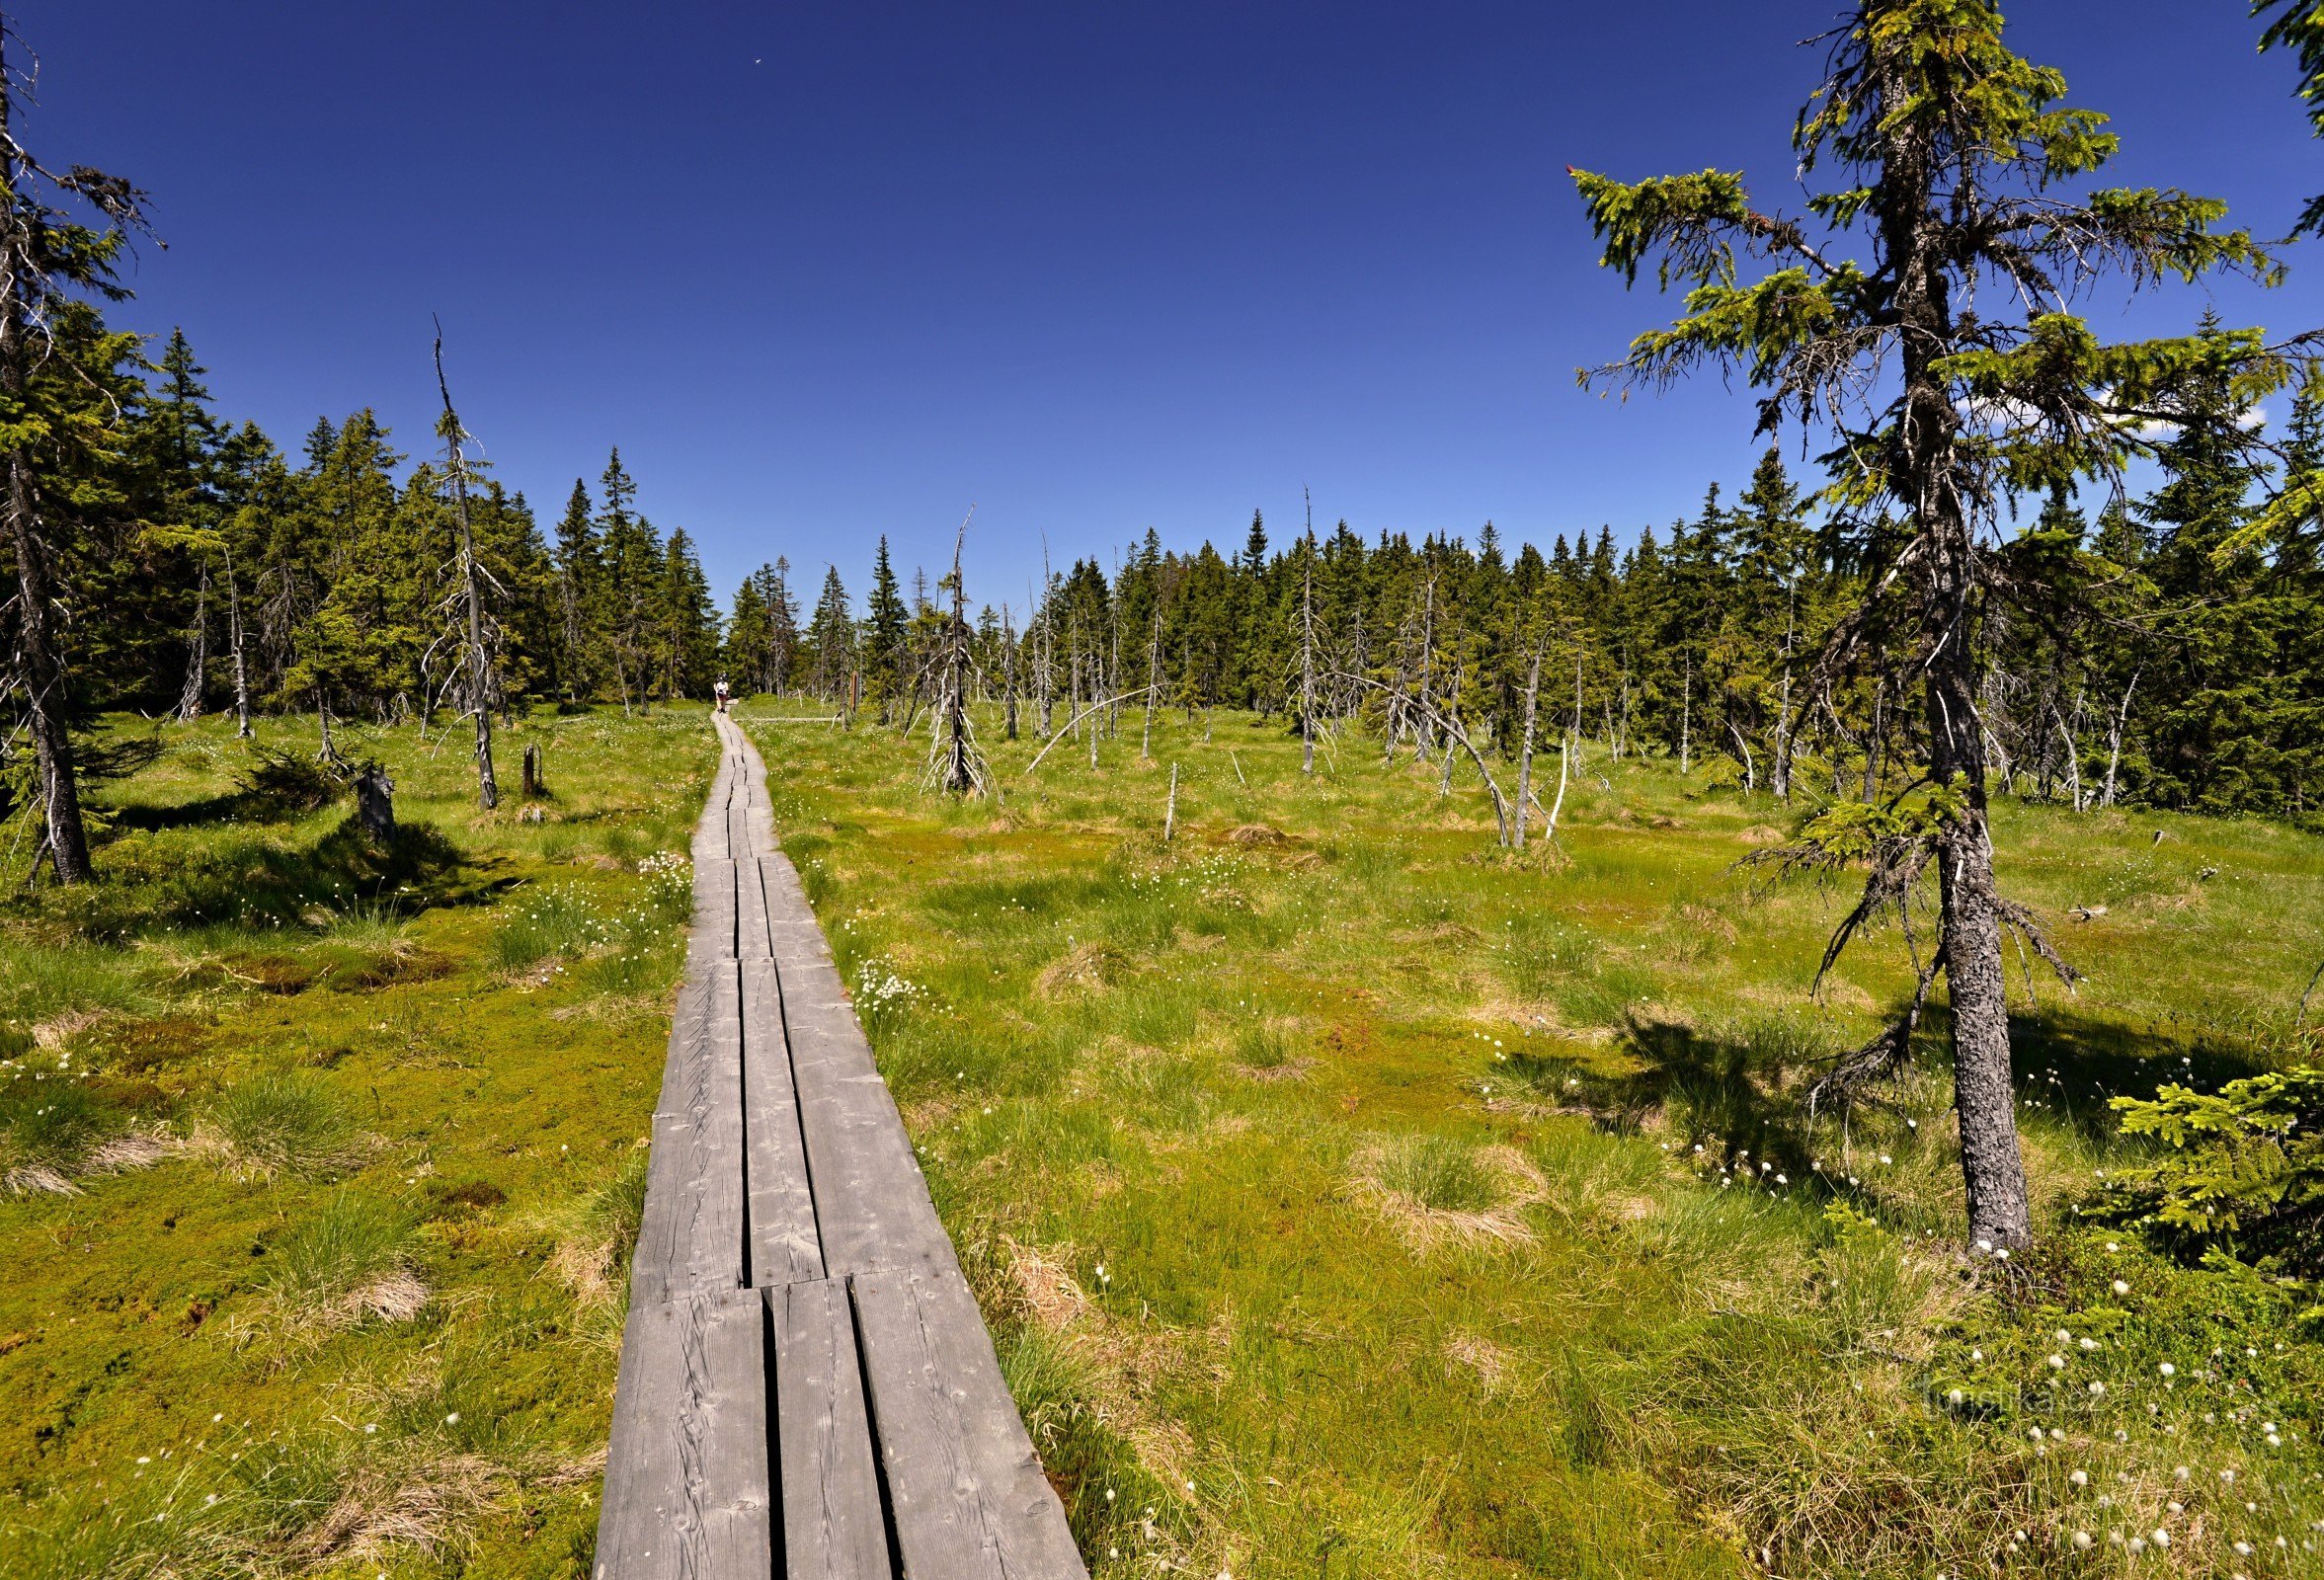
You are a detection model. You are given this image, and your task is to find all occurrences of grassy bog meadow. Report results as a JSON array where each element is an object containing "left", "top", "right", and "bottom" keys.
[
  {"left": 740, "top": 701, "right": 2324, "bottom": 1580},
  {"left": 1, "top": 709, "right": 713, "bottom": 1578}
]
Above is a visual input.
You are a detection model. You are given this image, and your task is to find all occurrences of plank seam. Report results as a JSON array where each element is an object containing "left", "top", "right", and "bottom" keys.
[{"left": 845, "top": 1273, "right": 911, "bottom": 1574}]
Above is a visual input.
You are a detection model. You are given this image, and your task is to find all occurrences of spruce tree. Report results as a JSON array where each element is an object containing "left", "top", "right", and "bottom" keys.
[
  {"left": 0, "top": 23, "right": 153, "bottom": 882},
  {"left": 552, "top": 478, "right": 600, "bottom": 703},
  {"left": 864, "top": 537, "right": 909, "bottom": 721},
  {"left": 1573, "top": 0, "right": 2292, "bottom": 1248}
]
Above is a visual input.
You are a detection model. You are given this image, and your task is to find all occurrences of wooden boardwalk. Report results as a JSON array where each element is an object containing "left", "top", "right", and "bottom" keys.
[{"left": 597, "top": 713, "right": 1086, "bottom": 1580}]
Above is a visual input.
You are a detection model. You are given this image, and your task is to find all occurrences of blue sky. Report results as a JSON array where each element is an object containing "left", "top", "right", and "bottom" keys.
[{"left": 31, "top": 1, "right": 2324, "bottom": 611}]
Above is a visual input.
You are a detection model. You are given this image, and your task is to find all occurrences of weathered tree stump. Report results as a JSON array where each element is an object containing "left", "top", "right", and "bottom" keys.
[
  {"left": 354, "top": 763, "right": 395, "bottom": 840},
  {"left": 521, "top": 744, "right": 543, "bottom": 799}
]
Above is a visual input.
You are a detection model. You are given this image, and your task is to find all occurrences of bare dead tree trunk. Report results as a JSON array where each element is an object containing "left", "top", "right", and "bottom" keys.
[
  {"left": 929, "top": 513, "right": 988, "bottom": 796},
  {"left": 225, "top": 547, "right": 252, "bottom": 739},
  {"left": 177, "top": 555, "right": 210, "bottom": 722},
  {"left": 1514, "top": 628, "right": 1546, "bottom": 850},
  {"left": 2101, "top": 669, "right": 2138, "bottom": 809},
  {"left": 433, "top": 324, "right": 498, "bottom": 810},
  {"left": 1142, "top": 604, "right": 1161, "bottom": 761},
  {"left": 1162, "top": 761, "right": 1177, "bottom": 841},
  {"left": 1299, "top": 494, "right": 1318, "bottom": 777},
  {"left": 1002, "top": 604, "right": 1020, "bottom": 741},
  {"left": 2050, "top": 696, "right": 2083, "bottom": 813}
]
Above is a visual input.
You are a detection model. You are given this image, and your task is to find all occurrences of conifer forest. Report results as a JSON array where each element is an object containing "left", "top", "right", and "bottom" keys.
[{"left": 8, "top": 4, "right": 2324, "bottom": 1579}]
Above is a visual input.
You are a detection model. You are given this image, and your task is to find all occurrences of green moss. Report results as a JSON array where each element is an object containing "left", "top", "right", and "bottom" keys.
[{"left": 0, "top": 706, "right": 713, "bottom": 1577}]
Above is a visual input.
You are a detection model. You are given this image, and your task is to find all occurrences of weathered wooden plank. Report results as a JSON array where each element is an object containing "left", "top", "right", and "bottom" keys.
[
  {"left": 631, "top": 964, "right": 747, "bottom": 1308},
  {"left": 693, "top": 755, "right": 737, "bottom": 864},
  {"left": 776, "top": 952, "right": 956, "bottom": 1279},
  {"left": 772, "top": 1280, "right": 893, "bottom": 1580},
  {"left": 852, "top": 1265, "right": 1087, "bottom": 1580},
  {"left": 735, "top": 858, "right": 775, "bottom": 963},
  {"left": 692, "top": 962, "right": 750, "bottom": 1292},
  {"left": 628, "top": 968, "right": 714, "bottom": 1312},
  {"left": 596, "top": 1286, "right": 773, "bottom": 1580},
  {"left": 757, "top": 856, "right": 832, "bottom": 965},
  {"left": 742, "top": 959, "right": 824, "bottom": 1288},
  {"left": 692, "top": 859, "right": 740, "bottom": 963}
]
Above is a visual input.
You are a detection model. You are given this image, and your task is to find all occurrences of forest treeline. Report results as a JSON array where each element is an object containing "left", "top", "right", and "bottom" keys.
[{"left": 14, "top": 310, "right": 2318, "bottom": 831}]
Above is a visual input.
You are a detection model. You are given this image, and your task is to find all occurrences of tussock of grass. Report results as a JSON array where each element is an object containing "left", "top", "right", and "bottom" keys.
[
  {"left": 255, "top": 1189, "right": 425, "bottom": 1336},
  {"left": 282, "top": 1448, "right": 504, "bottom": 1565},
  {"left": 487, "top": 883, "right": 604, "bottom": 972},
  {"left": 1355, "top": 1133, "right": 1543, "bottom": 1247},
  {"left": 546, "top": 1149, "right": 651, "bottom": 1314},
  {"left": 201, "top": 1069, "right": 361, "bottom": 1178}
]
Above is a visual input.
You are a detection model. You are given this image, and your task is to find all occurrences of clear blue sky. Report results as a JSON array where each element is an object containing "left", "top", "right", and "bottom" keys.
[{"left": 28, "top": 1, "right": 2323, "bottom": 610}]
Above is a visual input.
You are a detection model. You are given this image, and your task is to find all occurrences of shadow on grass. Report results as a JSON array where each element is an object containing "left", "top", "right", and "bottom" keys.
[
  {"left": 1512, "top": 1000, "right": 2278, "bottom": 1159},
  {"left": 52, "top": 817, "right": 486, "bottom": 941},
  {"left": 1506, "top": 1014, "right": 1824, "bottom": 1174},
  {"left": 2005, "top": 1004, "right": 2280, "bottom": 1142}
]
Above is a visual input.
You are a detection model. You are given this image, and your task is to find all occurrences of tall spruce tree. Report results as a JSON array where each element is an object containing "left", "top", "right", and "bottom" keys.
[
  {"left": 1573, "top": 0, "right": 2293, "bottom": 1248},
  {"left": 552, "top": 477, "right": 599, "bottom": 703}
]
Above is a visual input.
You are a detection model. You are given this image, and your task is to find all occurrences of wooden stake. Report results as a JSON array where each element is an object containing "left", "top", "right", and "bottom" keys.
[{"left": 1163, "top": 762, "right": 1178, "bottom": 842}]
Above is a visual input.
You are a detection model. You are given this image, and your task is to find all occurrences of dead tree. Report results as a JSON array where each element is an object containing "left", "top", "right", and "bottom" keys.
[
  {"left": 2100, "top": 669, "right": 2139, "bottom": 809},
  {"left": 0, "top": 24, "right": 151, "bottom": 883},
  {"left": 1298, "top": 490, "right": 1318, "bottom": 775},
  {"left": 429, "top": 323, "right": 500, "bottom": 810},
  {"left": 224, "top": 539, "right": 252, "bottom": 737},
  {"left": 926, "top": 512, "right": 990, "bottom": 796},
  {"left": 1141, "top": 602, "right": 1162, "bottom": 760},
  {"left": 1513, "top": 624, "right": 1548, "bottom": 850},
  {"left": 1002, "top": 603, "right": 1020, "bottom": 741},
  {"left": 177, "top": 553, "right": 208, "bottom": 721}
]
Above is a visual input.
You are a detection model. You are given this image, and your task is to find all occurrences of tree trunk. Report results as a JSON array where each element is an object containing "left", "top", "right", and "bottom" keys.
[
  {"left": 1885, "top": 58, "right": 2031, "bottom": 1246},
  {"left": 2101, "top": 669, "right": 2138, "bottom": 809},
  {"left": 226, "top": 552, "right": 253, "bottom": 739},
  {"left": 355, "top": 762, "right": 395, "bottom": 840},
  {"left": 4, "top": 452, "right": 90, "bottom": 882},
  {"left": 1514, "top": 636, "right": 1545, "bottom": 850},
  {"left": 178, "top": 557, "right": 209, "bottom": 722},
  {"left": 1931, "top": 655, "right": 2031, "bottom": 1248},
  {"left": 0, "top": 47, "right": 92, "bottom": 884}
]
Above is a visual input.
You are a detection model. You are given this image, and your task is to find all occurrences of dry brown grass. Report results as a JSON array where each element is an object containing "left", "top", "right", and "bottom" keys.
[
  {"left": 285, "top": 1451, "right": 506, "bottom": 1566},
  {"left": 1442, "top": 1330, "right": 1516, "bottom": 1395},
  {"left": 1033, "top": 939, "right": 1125, "bottom": 998},
  {"left": 1350, "top": 1137, "right": 1546, "bottom": 1251}
]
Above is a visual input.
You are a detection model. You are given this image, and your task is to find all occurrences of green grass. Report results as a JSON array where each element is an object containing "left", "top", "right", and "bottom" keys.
[
  {"left": 0, "top": 705, "right": 713, "bottom": 1578},
  {"left": 743, "top": 699, "right": 2324, "bottom": 1580}
]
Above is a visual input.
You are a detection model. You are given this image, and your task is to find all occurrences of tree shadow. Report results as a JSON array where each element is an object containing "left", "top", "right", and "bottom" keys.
[
  {"left": 2004, "top": 1003, "right": 2279, "bottom": 1143},
  {"left": 1506, "top": 1013, "right": 1824, "bottom": 1175},
  {"left": 60, "top": 815, "right": 499, "bottom": 942}
]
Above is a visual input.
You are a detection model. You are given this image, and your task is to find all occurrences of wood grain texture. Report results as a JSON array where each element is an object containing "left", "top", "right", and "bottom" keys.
[
  {"left": 743, "top": 958, "right": 825, "bottom": 1288},
  {"left": 693, "top": 860, "right": 740, "bottom": 964},
  {"left": 775, "top": 950, "right": 955, "bottom": 1280},
  {"left": 773, "top": 1280, "right": 894, "bottom": 1580},
  {"left": 629, "top": 963, "right": 747, "bottom": 1309},
  {"left": 596, "top": 1286, "right": 773, "bottom": 1579},
  {"left": 735, "top": 858, "right": 775, "bottom": 962},
  {"left": 853, "top": 1265, "right": 1087, "bottom": 1580}
]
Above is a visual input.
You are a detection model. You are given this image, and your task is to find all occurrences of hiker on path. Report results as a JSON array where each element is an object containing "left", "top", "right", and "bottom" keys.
[{"left": 714, "top": 675, "right": 731, "bottom": 714}]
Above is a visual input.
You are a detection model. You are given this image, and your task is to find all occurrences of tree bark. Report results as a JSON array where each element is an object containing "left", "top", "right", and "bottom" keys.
[
  {"left": 226, "top": 550, "right": 253, "bottom": 739},
  {"left": 178, "top": 557, "right": 209, "bottom": 722},
  {"left": 1882, "top": 48, "right": 2031, "bottom": 1248},
  {"left": 0, "top": 44, "right": 92, "bottom": 884}
]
